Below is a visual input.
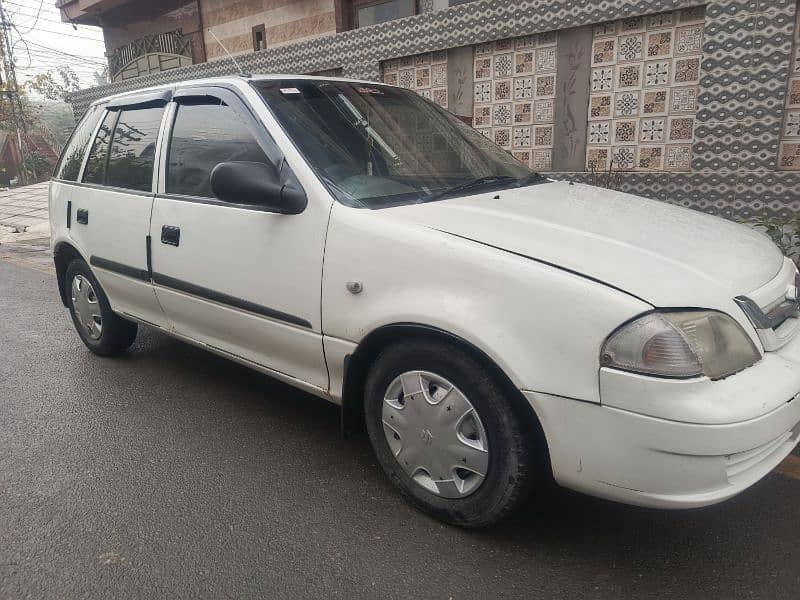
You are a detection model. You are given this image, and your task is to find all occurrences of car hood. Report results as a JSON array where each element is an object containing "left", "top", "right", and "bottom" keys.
[{"left": 382, "top": 181, "right": 783, "bottom": 308}]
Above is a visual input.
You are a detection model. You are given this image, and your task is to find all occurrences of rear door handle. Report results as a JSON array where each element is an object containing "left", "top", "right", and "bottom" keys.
[
  {"left": 76, "top": 209, "right": 88, "bottom": 225},
  {"left": 161, "top": 225, "right": 180, "bottom": 247}
]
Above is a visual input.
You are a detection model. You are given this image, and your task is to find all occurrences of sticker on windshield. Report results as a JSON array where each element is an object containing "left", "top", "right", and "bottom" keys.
[
  {"left": 280, "top": 87, "right": 301, "bottom": 94},
  {"left": 358, "top": 87, "right": 384, "bottom": 95}
]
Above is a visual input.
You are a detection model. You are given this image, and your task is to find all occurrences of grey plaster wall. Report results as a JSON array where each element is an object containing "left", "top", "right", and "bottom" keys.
[
  {"left": 552, "top": 26, "right": 592, "bottom": 172},
  {"left": 446, "top": 46, "right": 474, "bottom": 119}
]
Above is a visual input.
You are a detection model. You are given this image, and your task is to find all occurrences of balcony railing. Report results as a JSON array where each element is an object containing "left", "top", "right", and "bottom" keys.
[{"left": 109, "top": 30, "right": 192, "bottom": 80}]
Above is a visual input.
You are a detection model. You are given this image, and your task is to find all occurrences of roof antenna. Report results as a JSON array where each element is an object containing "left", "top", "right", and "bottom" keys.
[{"left": 208, "top": 28, "right": 251, "bottom": 77}]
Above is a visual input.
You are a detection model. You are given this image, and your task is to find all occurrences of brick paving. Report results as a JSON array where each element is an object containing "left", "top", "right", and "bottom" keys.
[
  {"left": 0, "top": 182, "right": 52, "bottom": 271},
  {"left": 0, "top": 182, "right": 49, "bottom": 230}
]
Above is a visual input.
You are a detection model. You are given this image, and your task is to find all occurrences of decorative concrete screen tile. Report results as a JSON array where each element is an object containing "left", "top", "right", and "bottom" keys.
[
  {"left": 585, "top": 8, "right": 704, "bottom": 173},
  {"left": 382, "top": 51, "right": 449, "bottom": 109},
  {"left": 778, "top": 2, "right": 800, "bottom": 171},
  {"left": 471, "top": 32, "right": 558, "bottom": 172}
]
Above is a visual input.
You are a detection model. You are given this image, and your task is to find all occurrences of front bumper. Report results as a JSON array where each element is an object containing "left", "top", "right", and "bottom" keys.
[
  {"left": 525, "top": 389, "right": 800, "bottom": 508},
  {"left": 524, "top": 304, "right": 800, "bottom": 509}
]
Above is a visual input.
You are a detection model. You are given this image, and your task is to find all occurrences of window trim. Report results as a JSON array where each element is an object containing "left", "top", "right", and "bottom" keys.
[
  {"left": 153, "top": 101, "right": 177, "bottom": 195},
  {"left": 49, "top": 178, "right": 155, "bottom": 198},
  {"left": 106, "top": 88, "right": 172, "bottom": 111},
  {"left": 154, "top": 191, "right": 295, "bottom": 213}
]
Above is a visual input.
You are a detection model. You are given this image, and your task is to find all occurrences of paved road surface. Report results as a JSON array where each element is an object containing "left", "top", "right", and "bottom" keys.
[{"left": 2, "top": 260, "right": 799, "bottom": 599}]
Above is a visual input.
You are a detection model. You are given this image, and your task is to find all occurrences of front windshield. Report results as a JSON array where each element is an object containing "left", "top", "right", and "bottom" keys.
[{"left": 254, "top": 79, "right": 537, "bottom": 208}]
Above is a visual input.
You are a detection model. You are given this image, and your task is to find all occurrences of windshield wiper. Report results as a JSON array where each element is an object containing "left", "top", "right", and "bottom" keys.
[
  {"left": 427, "top": 172, "right": 549, "bottom": 202},
  {"left": 427, "top": 175, "right": 519, "bottom": 202},
  {"left": 515, "top": 172, "right": 549, "bottom": 187}
]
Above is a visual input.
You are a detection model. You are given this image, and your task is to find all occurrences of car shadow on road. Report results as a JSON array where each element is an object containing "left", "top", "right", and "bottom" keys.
[{"left": 112, "top": 326, "right": 798, "bottom": 588}]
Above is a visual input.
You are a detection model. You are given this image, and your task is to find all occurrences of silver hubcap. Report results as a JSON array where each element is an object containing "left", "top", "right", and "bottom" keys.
[
  {"left": 71, "top": 274, "right": 102, "bottom": 340},
  {"left": 382, "top": 371, "right": 489, "bottom": 498}
]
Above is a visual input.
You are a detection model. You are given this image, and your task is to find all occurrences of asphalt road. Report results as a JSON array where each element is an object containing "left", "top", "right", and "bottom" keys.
[{"left": 2, "top": 259, "right": 799, "bottom": 599}]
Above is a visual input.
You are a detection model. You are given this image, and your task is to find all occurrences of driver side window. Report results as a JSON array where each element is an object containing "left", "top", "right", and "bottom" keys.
[{"left": 166, "top": 100, "right": 270, "bottom": 198}]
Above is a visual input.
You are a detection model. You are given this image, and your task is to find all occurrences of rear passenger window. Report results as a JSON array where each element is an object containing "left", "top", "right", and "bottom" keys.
[
  {"left": 82, "top": 110, "right": 116, "bottom": 185},
  {"left": 55, "top": 104, "right": 104, "bottom": 181},
  {"left": 167, "top": 101, "right": 269, "bottom": 198},
  {"left": 106, "top": 106, "right": 165, "bottom": 192}
]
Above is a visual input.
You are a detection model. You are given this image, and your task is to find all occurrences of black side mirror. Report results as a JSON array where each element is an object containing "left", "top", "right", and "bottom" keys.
[{"left": 210, "top": 161, "right": 307, "bottom": 214}]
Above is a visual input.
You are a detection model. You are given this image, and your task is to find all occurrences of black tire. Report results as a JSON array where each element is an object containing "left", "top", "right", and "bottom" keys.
[
  {"left": 64, "top": 258, "right": 138, "bottom": 356},
  {"left": 364, "top": 339, "right": 539, "bottom": 527}
]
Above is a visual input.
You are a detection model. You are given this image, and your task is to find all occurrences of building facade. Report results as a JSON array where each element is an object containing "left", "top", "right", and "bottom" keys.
[
  {"left": 63, "top": 0, "right": 800, "bottom": 220},
  {"left": 57, "top": 0, "right": 463, "bottom": 82}
]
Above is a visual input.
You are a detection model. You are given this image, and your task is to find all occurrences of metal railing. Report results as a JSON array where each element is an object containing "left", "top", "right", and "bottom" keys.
[{"left": 109, "top": 30, "right": 192, "bottom": 79}]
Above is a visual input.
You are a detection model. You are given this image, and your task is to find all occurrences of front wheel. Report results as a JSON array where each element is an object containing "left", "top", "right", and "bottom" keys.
[
  {"left": 65, "top": 258, "right": 138, "bottom": 356},
  {"left": 364, "top": 339, "right": 539, "bottom": 527}
]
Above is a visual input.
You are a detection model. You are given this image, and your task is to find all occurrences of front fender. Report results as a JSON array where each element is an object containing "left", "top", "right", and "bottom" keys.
[{"left": 321, "top": 203, "right": 651, "bottom": 403}]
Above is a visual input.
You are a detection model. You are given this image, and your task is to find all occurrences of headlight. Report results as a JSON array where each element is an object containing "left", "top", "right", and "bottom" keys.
[{"left": 600, "top": 310, "right": 761, "bottom": 380}]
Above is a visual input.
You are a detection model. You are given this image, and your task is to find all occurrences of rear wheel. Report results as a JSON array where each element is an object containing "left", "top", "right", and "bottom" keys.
[
  {"left": 65, "top": 258, "right": 137, "bottom": 356},
  {"left": 364, "top": 339, "right": 538, "bottom": 527}
]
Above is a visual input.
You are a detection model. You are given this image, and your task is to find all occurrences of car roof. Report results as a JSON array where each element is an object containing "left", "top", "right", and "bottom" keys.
[{"left": 90, "top": 74, "right": 392, "bottom": 109}]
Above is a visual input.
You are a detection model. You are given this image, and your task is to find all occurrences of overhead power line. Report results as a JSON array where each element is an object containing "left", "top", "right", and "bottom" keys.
[
  {"left": 19, "top": 54, "right": 104, "bottom": 68},
  {"left": 9, "top": 9, "right": 101, "bottom": 31},
  {"left": 4, "top": 0, "right": 94, "bottom": 28},
  {"left": 4, "top": 0, "right": 63, "bottom": 15},
  {"left": 14, "top": 0, "right": 42, "bottom": 33},
  {"left": 1, "top": 0, "right": 107, "bottom": 91},
  {"left": 24, "top": 48, "right": 104, "bottom": 61},
  {"left": 22, "top": 39, "right": 106, "bottom": 63},
  {"left": 5, "top": 2, "right": 103, "bottom": 33},
  {"left": 17, "top": 53, "right": 102, "bottom": 67},
  {"left": 5, "top": 6, "right": 104, "bottom": 39},
  {"left": 19, "top": 24, "right": 102, "bottom": 40}
]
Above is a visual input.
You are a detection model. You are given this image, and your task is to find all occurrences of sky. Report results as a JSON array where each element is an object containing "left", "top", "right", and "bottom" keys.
[{"left": 2, "top": 0, "right": 108, "bottom": 91}]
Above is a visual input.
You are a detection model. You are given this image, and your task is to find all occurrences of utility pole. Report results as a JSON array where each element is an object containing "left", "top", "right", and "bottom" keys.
[{"left": 0, "top": 0, "right": 29, "bottom": 185}]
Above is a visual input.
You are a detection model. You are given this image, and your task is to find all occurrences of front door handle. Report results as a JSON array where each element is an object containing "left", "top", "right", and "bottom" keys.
[
  {"left": 161, "top": 225, "right": 180, "bottom": 247},
  {"left": 76, "top": 209, "right": 88, "bottom": 225}
]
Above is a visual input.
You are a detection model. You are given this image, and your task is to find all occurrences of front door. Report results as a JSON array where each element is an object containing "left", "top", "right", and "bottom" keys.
[
  {"left": 148, "top": 86, "right": 330, "bottom": 392},
  {"left": 67, "top": 103, "right": 170, "bottom": 329}
]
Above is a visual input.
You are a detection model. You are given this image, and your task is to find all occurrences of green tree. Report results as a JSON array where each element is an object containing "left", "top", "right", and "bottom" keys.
[
  {"left": 21, "top": 148, "right": 52, "bottom": 183},
  {"left": 25, "top": 66, "right": 81, "bottom": 102}
]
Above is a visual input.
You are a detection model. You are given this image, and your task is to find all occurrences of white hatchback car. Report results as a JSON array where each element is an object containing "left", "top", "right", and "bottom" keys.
[{"left": 50, "top": 75, "right": 800, "bottom": 526}]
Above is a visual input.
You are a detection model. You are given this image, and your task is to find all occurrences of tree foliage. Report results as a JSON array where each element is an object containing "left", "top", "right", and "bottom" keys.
[
  {"left": 25, "top": 66, "right": 81, "bottom": 102},
  {"left": 752, "top": 212, "right": 800, "bottom": 264},
  {"left": 0, "top": 89, "right": 37, "bottom": 132}
]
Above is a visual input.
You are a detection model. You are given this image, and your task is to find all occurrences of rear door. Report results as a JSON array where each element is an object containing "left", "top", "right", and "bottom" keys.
[
  {"left": 148, "top": 85, "right": 330, "bottom": 392},
  {"left": 67, "top": 95, "right": 171, "bottom": 328}
]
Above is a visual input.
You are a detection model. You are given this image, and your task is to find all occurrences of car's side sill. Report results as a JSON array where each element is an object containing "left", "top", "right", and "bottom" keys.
[
  {"left": 89, "top": 254, "right": 313, "bottom": 330},
  {"left": 118, "top": 310, "right": 332, "bottom": 402},
  {"left": 90, "top": 255, "right": 149, "bottom": 281},
  {"left": 151, "top": 272, "right": 313, "bottom": 329}
]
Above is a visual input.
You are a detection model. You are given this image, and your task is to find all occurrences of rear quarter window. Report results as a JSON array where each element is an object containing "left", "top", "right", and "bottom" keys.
[
  {"left": 82, "top": 110, "right": 117, "bottom": 185},
  {"left": 54, "top": 104, "right": 105, "bottom": 181}
]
